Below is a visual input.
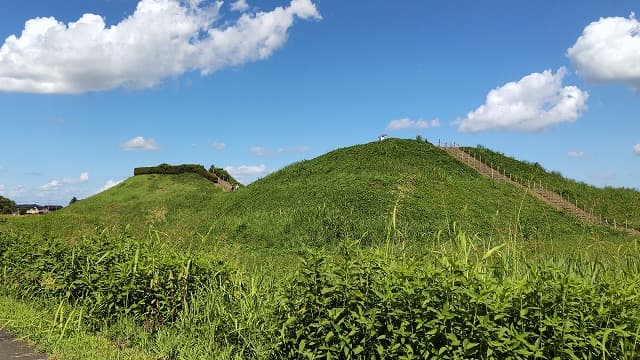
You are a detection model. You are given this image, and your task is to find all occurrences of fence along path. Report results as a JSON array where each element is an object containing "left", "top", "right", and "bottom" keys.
[{"left": 440, "top": 144, "right": 639, "bottom": 236}]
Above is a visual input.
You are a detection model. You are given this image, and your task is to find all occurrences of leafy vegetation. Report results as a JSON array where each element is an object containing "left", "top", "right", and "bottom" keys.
[
  {"left": 210, "top": 165, "right": 241, "bottom": 187},
  {"left": 0, "top": 227, "right": 222, "bottom": 329},
  {"left": 1, "top": 139, "right": 639, "bottom": 358},
  {"left": 134, "top": 163, "right": 240, "bottom": 187},
  {"left": 463, "top": 145, "right": 640, "bottom": 231},
  {"left": 277, "top": 234, "right": 640, "bottom": 359},
  {"left": 0, "top": 194, "right": 16, "bottom": 214}
]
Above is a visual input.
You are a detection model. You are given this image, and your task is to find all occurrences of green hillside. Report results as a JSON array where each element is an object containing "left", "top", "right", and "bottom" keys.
[
  {"left": 8, "top": 139, "right": 626, "bottom": 249},
  {"left": 216, "top": 139, "right": 613, "bottom": 247},
  {"left": 3, "top": 139, "right": 640, "bottom": 359},
  {"left": 463, "top": 145, "right": 640, "bottom": 232},
  {"left": 13, "top": 173, "right": 230, "bottom": 240}
]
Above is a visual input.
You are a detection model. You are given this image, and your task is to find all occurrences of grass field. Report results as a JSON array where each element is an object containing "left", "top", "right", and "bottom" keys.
[{"left": 1, "top": 139, "right": 639, "bottom": 358}]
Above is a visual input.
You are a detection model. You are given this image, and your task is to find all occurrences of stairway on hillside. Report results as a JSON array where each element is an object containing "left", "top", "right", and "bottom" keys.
[
  {"left": 216, "top": 178, "right": 233, "bottom": 192},
  {"left": 441, "top": 146, "right": 639, "bottom": 236}
]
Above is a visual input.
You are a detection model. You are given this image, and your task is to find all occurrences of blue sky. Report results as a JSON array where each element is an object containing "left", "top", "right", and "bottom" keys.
[{"left": 0, "top": 0, "right": 638, "bottom": 204}]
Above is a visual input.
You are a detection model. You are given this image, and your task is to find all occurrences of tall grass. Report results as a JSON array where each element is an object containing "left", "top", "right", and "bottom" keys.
[{"left": 2, "top": 221, "right": 640, "bottom": 358}]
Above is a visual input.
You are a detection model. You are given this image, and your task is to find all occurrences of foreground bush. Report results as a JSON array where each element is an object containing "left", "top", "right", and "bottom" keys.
[
  {"left": 0, "top": 228, "right": 225, "bottom": 328},
  {"left": 275, "top": 243, "right": 640, "bottom": 359}
]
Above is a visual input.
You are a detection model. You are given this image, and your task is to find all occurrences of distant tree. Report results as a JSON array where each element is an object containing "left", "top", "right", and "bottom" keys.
[
  {"left": 69, "top": 197, "right": 78, "bottom": 205},
  {"left": 0, "top": 195, "right": 17, "bottom": 215}
]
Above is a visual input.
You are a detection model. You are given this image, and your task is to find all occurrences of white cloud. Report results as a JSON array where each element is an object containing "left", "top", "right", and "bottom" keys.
[
  {"left": 7, "top": 185, "right": 25, "bottom": 198},
  {"left": 40, "top": 180, "right": 62, "bottom": 191},
  {"left": 0, "top": 184, "right": 5, "bottom": 193},
  {"left": 634, "top": 144, "right": 640, "bottom": 155},
  {"left": 387, "top": 117, "right": 440, "bottom": 130},
  {"left": 0, "top": 166, "right": 6, "bottom": 172},
  {"left": 230, "top": 0, "right": 250, "bottom": 12},
  {"left": 250, "top": 145, "right": 309, "bottom": 156},
  {"left": 0, "top": 0, "right": 321, "bottom": 94},
  {"left": 40, "top": 172, "right": 89, "bottom": 191},
  {"left": 568, "top": 151, "right": 585, "bottom": 158},
  {"left": 211, "top": 142, "right": 226, "bottom": 150},
  {"left": 77, "top": 172, "right": 90, "bottom": 183},
  {"left": 226, "top": 164, "right": 266, "bottom": 175},
  {"left": 456, "top": 68, "right": 589, "bottom": 133},
  {"left": 96, "top": 179, "right": 124, "bottom": 194},
  {"left": 568, "top": 13, "right": 640, "bottom": 86},
  {"left": 225, "top": 164, "right": 266, "bottom": 183},
  {"left": 120, "top": 136, "right": 159, "bottom": 151}
]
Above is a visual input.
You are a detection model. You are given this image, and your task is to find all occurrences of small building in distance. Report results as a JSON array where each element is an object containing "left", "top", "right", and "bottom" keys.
[
  {"left": 378, "top": 134, "right": 388, "bottom": 141},
  {"left": 16, "top": 204, "right": 63, "bottom": 215}
]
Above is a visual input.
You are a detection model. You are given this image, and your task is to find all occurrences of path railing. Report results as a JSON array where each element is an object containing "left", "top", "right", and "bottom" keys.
[{"left": 438, "top": 142, "right": 638, "bottom": 235}]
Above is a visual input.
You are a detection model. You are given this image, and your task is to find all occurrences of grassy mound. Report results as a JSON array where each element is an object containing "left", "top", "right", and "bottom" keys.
[
  {"left": 10, "top": 139, "right": 622, "bottom": 249},
  {"left": 17, "top": 173, "right": 229, "bottom": 240},
  {"left": 218, "top": 139, "right": 611, "bottom": 248}
]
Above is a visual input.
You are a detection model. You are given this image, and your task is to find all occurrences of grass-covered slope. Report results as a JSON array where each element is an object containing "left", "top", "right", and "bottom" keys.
[
  {"left": 216, "top": 139, "right": 606, "bottom": 247},
  {"left": 463, "top": 146, "right": 640, "bottom": 232},
  {"left": 8, "top": 139, "right": 618, "bottom": 248},
  {"left": 14, "top": 173, "right": 229, "bottom": 239}
]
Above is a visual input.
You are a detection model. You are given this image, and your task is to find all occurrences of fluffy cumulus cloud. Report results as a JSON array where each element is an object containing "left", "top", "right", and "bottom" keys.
[
  {"left": 250, "top": 145, "right": 309, "bottom": 156},
  {"left": 568, "top": 13, "right": 640, "bottom": 86},
  {"left": 456, "top": 68, "right": 589, "bottom": 133},
  {"left": 96, "top": 179, "right": 124, "bottom": 194},
  {"left": 387, "top": 118, "right": 440, "bottom": 130},
  {"left": 230, "top": 0, "right": 250, "bottom": 12},
  {"left": 634, "top": 144, "right": 640, "bottom": 155},
  {"left": 40, "top": 172, "right": 89, "bottom": 191},
  {"left": 225, "top": 164, "right": 267, "bottom": 183},
  {"left": 120, "top": 136, "right": 159, "bottom": 151},
  {"left": 568, "top": 151, "right": 585, "bottom": 158},
  {"left": 0, "top": 0, "right": 321, "bottom": 94}
]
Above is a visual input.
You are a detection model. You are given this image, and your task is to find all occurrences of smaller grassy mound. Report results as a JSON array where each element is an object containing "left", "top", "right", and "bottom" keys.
[
  {"left": 29, "top": 173, "right": 230, "bottom": 239},
  {"left": 463, "top": 146, "right": 640, "bottom": 232}
]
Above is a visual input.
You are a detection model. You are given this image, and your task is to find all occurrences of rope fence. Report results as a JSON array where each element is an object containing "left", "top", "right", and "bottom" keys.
[{"left": 438, "top": 141, "right": 635, "bottom": 233}]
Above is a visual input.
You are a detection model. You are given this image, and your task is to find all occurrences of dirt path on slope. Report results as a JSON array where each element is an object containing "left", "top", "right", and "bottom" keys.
[{"left": 441, "top": 146, "right": 640, "bottom": 236}]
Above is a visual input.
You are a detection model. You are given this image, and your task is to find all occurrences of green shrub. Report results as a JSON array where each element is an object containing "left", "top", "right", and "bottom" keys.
[
  {"left": 0, "top": 228, "right": 226, "bottom": 328},
  {"left": 134, "top": 164, "right": 220, "bottom": 185},
  {"left": 209, "top": 165, "right": 241, "bottom": 186},
  {"left": 0, "top": 195, "right": 16, "bottom": 215},
  {"left": 275, "top": 244, "right": 640, "bottom": 358}
]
